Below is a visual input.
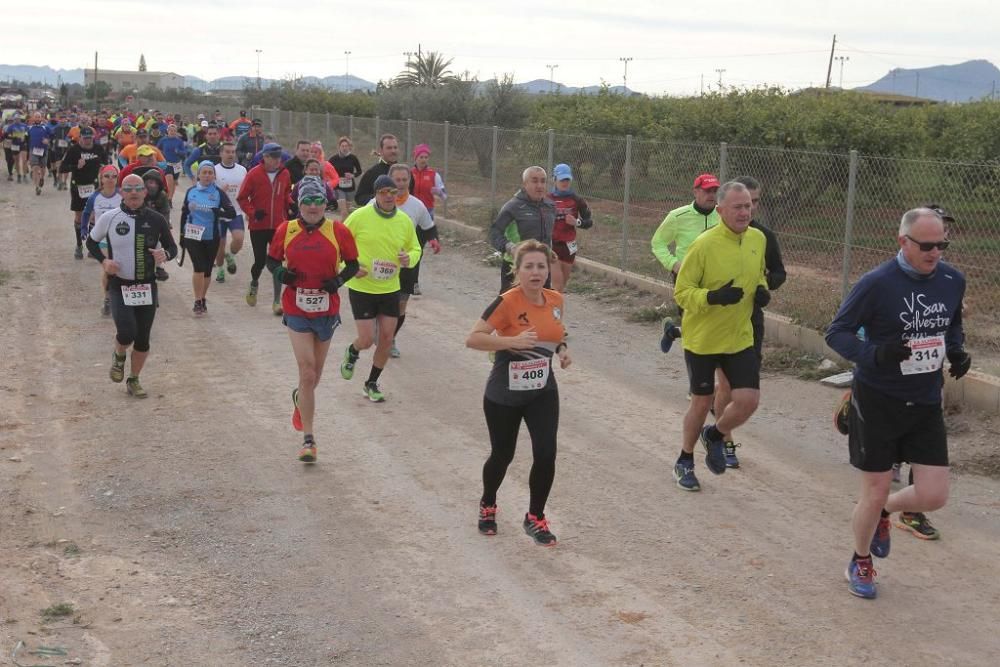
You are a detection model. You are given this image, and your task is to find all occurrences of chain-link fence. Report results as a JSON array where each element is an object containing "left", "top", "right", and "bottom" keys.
[{"left": 139, "top": 100, "right": 1000, "bottom": 367}]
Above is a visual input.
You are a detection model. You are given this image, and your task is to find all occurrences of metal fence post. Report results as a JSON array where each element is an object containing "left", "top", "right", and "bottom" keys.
[
  {"left": 273, "top": 107, "right": 279, "bottom": 135},
  {"left": 840, "top": 149, "right": 860, "bottom": 299},
  {"left": 349, "top": 114, "right": 354, "bottom": 139},
  {"left": 305, "top": 111, "right": 311, "bottom": 139},
  {"left": 622, "top": 134, "right": 633, "bottom": 271},
  {"left": 375, "top": 116, "right": 381, "bottom": 143},
  {"left": 406, "top": 118, "right": 413, "bottom": 160},
  {"left": 325, "top": 111, "right": 330, "bottom": 136},
  {"left": 490, "top": 126, "right": 499, "bottom": 219},
  {"left": 546, "top": 129, "right": 554, "bottom": 177},
  {"left": 719, "top": 141, "right": 728, "bottom": 181},
  {"left": 442, "top": 121, "right": 450, "bottom": 218}
]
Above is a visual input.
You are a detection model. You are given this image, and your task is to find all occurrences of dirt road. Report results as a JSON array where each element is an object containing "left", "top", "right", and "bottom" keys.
[{"left": 1, "top": 178, "right": 999, "bottom": 666}]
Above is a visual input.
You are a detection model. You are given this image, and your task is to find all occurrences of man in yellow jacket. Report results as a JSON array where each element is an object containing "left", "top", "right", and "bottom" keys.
[
  {"left": 650, "top": 173, "right": 721, "bottom": 279},
  {"left": 671, "top": 181, "right": 768, "bottom": 492}
]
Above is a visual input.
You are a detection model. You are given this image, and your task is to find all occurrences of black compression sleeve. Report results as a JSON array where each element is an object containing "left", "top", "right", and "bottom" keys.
[
  {"left": 86, "top": 235, "right": 106, "bottom": 262},
  {"left": 337, "top": 258, "right": 360, "bottom": 284}
]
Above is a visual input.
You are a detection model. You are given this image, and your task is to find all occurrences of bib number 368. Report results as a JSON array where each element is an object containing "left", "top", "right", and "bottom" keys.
[{"left": 509, "top": 358, "right": 550, "bottom": 391}]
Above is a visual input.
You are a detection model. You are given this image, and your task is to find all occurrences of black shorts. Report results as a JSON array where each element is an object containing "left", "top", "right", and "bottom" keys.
[
  {"left": 348, "top": 289, "right": 400, "bottom": 320},
  {"left": 399, "top": 266, "right": 417, "bottom": 296},
  {"left": 847, "top": 379, "right": 948, "bottom": 472},
  {"left": 684, "top": 347, "right": 760, "bottom": 396},
  {"left": 70, "top": 184, "right": 95, "bottom": 212},
  {"left": 185, "top": 238, "right": 221, "bottom": 277}
]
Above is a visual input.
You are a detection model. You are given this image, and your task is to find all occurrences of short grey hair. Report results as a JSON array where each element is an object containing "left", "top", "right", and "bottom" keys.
[
  {"left": 388, "top": 163, "right": 411, "bottom": 177},
  {"left": 734, "top": 175, "right": 761, "bottom": 191},
  {"left": 717, "top": 181, "right": 749, "bottom": 204},
  {"left": 899, "top": 207, "right": 943, "bottom": 237},
  {"left": 522, "top": 166, "right": 546, "bottom": 183}
]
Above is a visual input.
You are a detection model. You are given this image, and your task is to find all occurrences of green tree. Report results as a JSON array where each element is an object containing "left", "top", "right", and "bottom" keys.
[
  {"left": 139, "top": 54, "right": 147, "bottom": 72},
  {"left": 393, "top": 51, "right": 458, "bottom": 89}
]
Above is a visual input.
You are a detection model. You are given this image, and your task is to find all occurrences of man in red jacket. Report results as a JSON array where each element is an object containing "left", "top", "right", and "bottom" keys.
[{"left": 237, "top": 142, "right": 292, "bottom": 314}]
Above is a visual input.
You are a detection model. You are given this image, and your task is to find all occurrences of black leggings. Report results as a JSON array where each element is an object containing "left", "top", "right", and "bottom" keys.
[
  {"left": 481, "top": 390, "right": 560, "bottom": 517},
  {"left": 109, "top": 279, "right": 157, "bottom": 352},
  {"left": 4, "top": 149, "right": 15, "bottom": 174},
  {"left": 249, "top": 229, "right": 275, "bottom": 281}
]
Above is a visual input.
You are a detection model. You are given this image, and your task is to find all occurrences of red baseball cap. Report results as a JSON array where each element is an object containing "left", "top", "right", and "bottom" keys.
[{"left": 693, "top": 173, "right": 720, "bottom": 190}]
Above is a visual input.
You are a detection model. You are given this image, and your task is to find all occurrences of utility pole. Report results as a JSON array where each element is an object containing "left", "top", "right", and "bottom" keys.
[
  {"left": 619, "top": 57, "right": 633, "bottom": 92},
  {"left": 835, "top": 55, "right": 850, "bottom": 88},
  {"left": 344, "top": 51, "right": 351, "bottom": 92},
  {"left": 93, "top": 51, "right": 99, "bottom": 112},
  {"left": 991, "top": 79, "right": 996, "bottom": 101},
  {"left": 715, "top": 68, "right": 726, "bottom": 90},
  {"left": 546, "top": 64, "right": 559, "bottom": 93},
  {"left": 255, "top": 49, "right": 262, "bottom": 89},
  {"left": 915, "top": 71, "right": 921, "bottom": 97},
  {"left": 891, "top": 69, "right": 897, "bottom": 94},
  {"left": 825, "top": 34, "right": 837, "bottom": 88}
]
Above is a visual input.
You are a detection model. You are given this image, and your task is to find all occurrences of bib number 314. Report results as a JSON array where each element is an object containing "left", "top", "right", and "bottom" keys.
[
  {"left": 509, "top": 358, "right": 550, "bottom": 391},
  {"left": 900, "top": 335, "right": 945, "bottom": 375}
]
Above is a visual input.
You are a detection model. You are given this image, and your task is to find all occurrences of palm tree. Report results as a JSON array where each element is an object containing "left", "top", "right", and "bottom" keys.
[{"left": 393, "top": 51, "right": 458, "bottom": 89}]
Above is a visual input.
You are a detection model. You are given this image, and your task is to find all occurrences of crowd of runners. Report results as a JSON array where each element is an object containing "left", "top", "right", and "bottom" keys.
[{"left": 1, "top": 102, "right": 972, "bottom": 601}]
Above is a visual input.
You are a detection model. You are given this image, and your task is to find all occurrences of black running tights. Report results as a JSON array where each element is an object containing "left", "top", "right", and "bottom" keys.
[
  {"left": 249, "top": 229, "right": 275, "bottom": 281},
  {"left": 481, "top": 391, "right": 559, "bottom": 517}
]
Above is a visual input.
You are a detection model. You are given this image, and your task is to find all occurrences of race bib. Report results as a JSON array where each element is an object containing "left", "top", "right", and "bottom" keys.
[
  {"left": 57, "top": 139, "right": 68, "bottom": 148},
  {"left": 10, "top": 145, "right": 19, "bottom": 152},
  {"left": 2, "top": 140, "right": 10, "bottom": 149},
  {"left": 900, "top": 335, "right": 945, "bottom": 375},
  {"left": 32, "top": 147, "right": 44, "bottom": 156},
  {"left": 567, "top": 240, "right": 578, "bottom": 255},
  {"left": 76, "top": 184, "right": 95, "bottom": 198},
  {"left": 98, "top": 136, "right": 109, "bottom": 145},
  {"left": 184, "top": 224, "right": 205, "bottom": 241},
  {"left": 371, "top": 258, "right": 398, "bottom": 280},
  {"left": 338, "top": 175, "right": 353, "bottom": 189},
  {"left": 508, "top": 358, "right": 550, "bottom": 391},
  {"left": 121, "top": 284, "right": 152, "bottom": 306},
  {"left": 295, "top": 288, "right": 330, "bottom": 313}
]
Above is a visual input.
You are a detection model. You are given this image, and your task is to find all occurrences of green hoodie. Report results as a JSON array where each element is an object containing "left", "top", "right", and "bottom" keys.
[{"left": 650, "top": 202, "right": 720, "bottom": 273}]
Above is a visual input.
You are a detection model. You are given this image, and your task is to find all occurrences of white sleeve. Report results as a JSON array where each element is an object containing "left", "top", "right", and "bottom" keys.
[
  {"left": 90, "top": 209, "right": 115, "bottom": 242},
  {"left": 417, "top": 204, "right": 435, "bottom": 231},
  {"left": 433, "top": 172, "right": 447, "bottom": 200}
]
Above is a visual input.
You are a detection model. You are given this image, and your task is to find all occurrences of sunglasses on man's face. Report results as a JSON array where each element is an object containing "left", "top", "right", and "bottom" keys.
[
  {"left": 905, "top": 235, "right": 949, "bottom": 252},
  {"left": 121, "top": 185, "right": 146, "bottom": 193},
  {"left": 300, "top": 196, "right": 327, "bottom": 206},
  {"left": 376, "top": 188, "right": 399, "bottom": 196}
]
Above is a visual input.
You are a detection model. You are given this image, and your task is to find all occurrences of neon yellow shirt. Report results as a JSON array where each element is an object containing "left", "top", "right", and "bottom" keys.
[
  {"left": 674, "top": 222, "right": 767, "bottom": 355},
  {"left": 344, "top": 203, "right": 422, "bottom": 295}
]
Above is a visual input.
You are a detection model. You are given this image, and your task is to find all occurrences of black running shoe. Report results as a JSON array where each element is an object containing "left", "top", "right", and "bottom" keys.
[
  {"left": 478, "top": 504, "right": 498, "bottom": 535},
  {"left": 523, "top": 513, "right": 557, "bottom": 546}
]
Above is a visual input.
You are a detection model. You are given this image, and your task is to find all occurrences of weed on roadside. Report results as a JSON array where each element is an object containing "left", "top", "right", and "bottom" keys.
[{"left": 40, "top": 603, "right": 74, "bottom": 621}]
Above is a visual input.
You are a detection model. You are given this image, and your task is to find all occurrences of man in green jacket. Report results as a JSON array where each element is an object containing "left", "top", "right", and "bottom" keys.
[{"left": 651, "top": 173, "right": 721, "bottom": 279}]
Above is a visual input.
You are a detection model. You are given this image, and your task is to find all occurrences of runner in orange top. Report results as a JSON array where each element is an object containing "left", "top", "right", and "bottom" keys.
[
  {"left": 466, "top": 239, "right": 571, "bottom": 547},
  {"left": 118, "top": 129, "right": 165, "bottom": 165}
]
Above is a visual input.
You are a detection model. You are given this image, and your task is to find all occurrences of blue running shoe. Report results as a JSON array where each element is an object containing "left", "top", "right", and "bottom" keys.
[
  {"left": 700, "top": 425, "right": 727, "bottom": 475},
  {"left": 846, "top": 557, "right": 877, "bottom": 599},
  {"left": 673, "top": 461, "right": 700, "bottom": 491},
  {"left": 724, "top": 441, "right": 740, "bottom": 469},
  {"left": 659, "top": 318, "right": 681, "bottom": 353},
  {"left": 870, "top": 515, "right": 891, "bottom": 558}
]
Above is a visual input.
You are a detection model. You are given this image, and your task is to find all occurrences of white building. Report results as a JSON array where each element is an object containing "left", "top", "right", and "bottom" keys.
[{"left": 85, "top": 69, "right": 185, "bottom": 93}]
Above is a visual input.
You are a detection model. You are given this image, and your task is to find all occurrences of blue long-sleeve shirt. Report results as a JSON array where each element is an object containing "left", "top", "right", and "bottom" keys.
[
  {"left": 156, "top": 136, "right": 187, "bottom": 164},
  {"left": 826, "top": 258, "right": 965, "bottom": 404}
]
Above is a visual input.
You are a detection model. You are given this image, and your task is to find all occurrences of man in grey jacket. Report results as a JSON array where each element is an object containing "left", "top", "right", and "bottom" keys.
[{"left": 488, "top": 165, "right": 556, "bottom": 293}]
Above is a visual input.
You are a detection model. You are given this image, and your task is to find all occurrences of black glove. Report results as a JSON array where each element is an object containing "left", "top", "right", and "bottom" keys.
[
  {"left": 947, "top": 349, "right": 972, "bottom": 379},
  {"left": 254, "top": 209, "right": 266, "bottom": 221},
  {"left": 706, "top": 279, "right": 744, "bottom": 306},
  {"left": 754, "top": 285, "right": 771, "bottom": 308},
  {"left": 875, "top": 342, "right": 912, "bottom": 368},
  {"left": 274, "top": 266, "right": 298, "bottom": 286},
  {"left": 321, "top": 276, "right": 342, "bottom": 293}
]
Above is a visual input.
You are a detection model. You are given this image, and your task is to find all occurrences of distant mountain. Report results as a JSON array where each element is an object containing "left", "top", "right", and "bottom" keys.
[
  {"left": 855, "top": 59, "right": 1000, "bottom": 103},
  {"left": 0, "top": 65, "right": 84, "bottom": 85},
  {"left": 185, "top": 74, "right": 376, "bottom": 92},
  {"left": 515, "top": 78, "right": 636, "bottom": 96}
]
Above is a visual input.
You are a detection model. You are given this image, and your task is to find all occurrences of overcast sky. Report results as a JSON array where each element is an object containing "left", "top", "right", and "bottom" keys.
[{"left": 3, "top": 1, "right": 996, "bottom": 94}]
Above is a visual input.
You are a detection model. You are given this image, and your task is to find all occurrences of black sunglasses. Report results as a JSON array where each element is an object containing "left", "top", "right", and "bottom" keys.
[{"left": 905, "top": 235, "right": 949, "bottom": 252}]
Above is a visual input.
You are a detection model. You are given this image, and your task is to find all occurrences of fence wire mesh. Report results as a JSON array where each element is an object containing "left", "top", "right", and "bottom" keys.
[{"left": 136, "top": 100, "right": 1000, "bottom": 368}]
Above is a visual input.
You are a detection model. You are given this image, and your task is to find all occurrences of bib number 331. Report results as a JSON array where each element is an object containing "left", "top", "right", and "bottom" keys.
[
  {"left": 509, "top": 358, "right": 550, "bottom": 391},
  {"left": 121, "top": 284, "right": 152, "bottom": 307}
]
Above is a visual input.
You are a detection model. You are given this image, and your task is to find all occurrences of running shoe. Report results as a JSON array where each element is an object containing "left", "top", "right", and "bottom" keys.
[
  {"left": 724, "top": 441, "right": 741, "bottom": 469},
  {"left": 298, "top": 440, "right": 317, "bottom": 463},
  {"left": 891, "top": 463, "right": 901, "bottom": 484},
  {"left": 340, "top": 347, "right": 357, "bottom": 380},
  {"left": 246, "top": 281, "right": 258, "bottom": 307},
  {"left": 126, "top": 377, "right": 148, "bottom": 398},
  {"left": 897, "top": 512, "right": 941, "bottom": 540},
  {"left": 478, "top": 503, "right": 498, "bottom": 535},
  {"left": 109, "top": 352, "right": 126, "bottom": 383},
  {"left": 673, "top": 460, "right": 701, "bottom": 491},
  {"left": 35, "top": 185, "right": 40, "bottom": 196},
  {"left": 659, "top": 317, "right": 681, "bottom": 353},
  {"left": 363, "top": 382, "right": 385, "bottom": 403},
  {"left": 291, "top": 388, "right": 303, "bottom": 432},
  {"left": 193, "top": 299, "right": 204, "bottom": 317},
  {"left": 155, "top": 266, "right": 169, "bottom": 281},
  {"left": 523, "top": 513, "right": 557, "bottom": 546},
  {"left": 412, "top": 283, "right": 422, "bottom": 296},
  {"left": 215, "top": 267, "right": 226, "bottom": 283},
  {"left": 225, "top": 252, "right": 237, "bottom": 275},
  {"left": 390, "top": 340, "right": 400, "bottom": 358},
  {"left": 6, "top": 174, "right": 11, "bottom": 182},
  {"left": 74, "top": 246, "right": 83, "bottom": 260},
  {"left": 700, "top": 425, "right": 727, "bottom": 475},
  {"left": 272, "top": 302, "right": 283, "bottom": 316},
  {"left": 834, "top": 390, "right": 851, "bottom": 435},
  {"left": 101, "top": 297, "right": 111, "bottom": 318},
  {"left": 846, "top": 557, "right": 877, "bottom": 599},
  {"left": 16, "top": 175, "right": 21, "bottom": 183},
  {"left": 870, "top": 515, "right": 892, "bottom": 558}
]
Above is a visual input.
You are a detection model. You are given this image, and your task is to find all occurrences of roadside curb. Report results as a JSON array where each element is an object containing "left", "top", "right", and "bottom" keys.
[{"left": 436, "top": 215, "right": 999, "bottom": 414}]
